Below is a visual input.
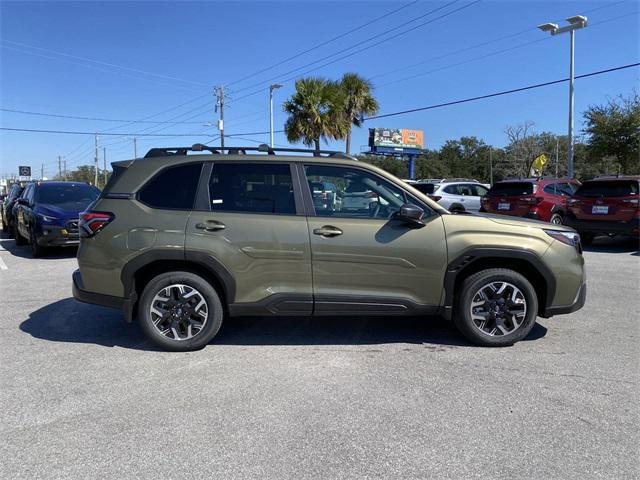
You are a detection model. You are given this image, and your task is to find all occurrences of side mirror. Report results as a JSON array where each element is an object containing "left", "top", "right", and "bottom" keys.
[{"left": 396, "top": 203, "right": 425, "bottom": 227}]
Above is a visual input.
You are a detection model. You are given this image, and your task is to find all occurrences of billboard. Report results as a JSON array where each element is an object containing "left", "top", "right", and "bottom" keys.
[{"left": 369, "top": 128, "right": 424, "bottom": 151}]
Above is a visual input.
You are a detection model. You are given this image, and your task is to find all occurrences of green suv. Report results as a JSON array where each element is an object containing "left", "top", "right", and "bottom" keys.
[{"left": 73, "top": 144, "right": 586, "bottom": 351}]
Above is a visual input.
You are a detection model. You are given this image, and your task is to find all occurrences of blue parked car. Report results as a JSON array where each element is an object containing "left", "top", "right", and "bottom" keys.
[{"left": 13, "top": 181, "right": 100, "bottom": 257}]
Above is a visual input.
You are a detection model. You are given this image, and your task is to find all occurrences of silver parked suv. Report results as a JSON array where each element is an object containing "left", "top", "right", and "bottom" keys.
[{"left": 411, "top": 179, "right": 489, "bottom": 213}]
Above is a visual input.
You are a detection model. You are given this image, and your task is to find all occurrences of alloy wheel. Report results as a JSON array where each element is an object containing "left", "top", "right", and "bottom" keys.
[
  {"left": 469, "top": 281, "right": 527, "bottom": 336},
  {"left": 149, "top": 284, "right": 208, "bottom": 341}
]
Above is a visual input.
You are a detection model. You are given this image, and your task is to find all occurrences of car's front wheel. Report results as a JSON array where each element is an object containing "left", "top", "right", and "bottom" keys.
[
  {"left": 138, "top": 271, "right": 224, "bottom": 351},
  {"left": 29, "top": 228, "right": 45, "bottom": 257},
  {"left": 454, "top": 268, "right": 538, "bottom": 347}
]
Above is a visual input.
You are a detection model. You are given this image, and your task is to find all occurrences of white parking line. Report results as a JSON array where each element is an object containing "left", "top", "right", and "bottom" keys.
[{"left": 0, "top": 257, "right": 7, "bottom": 270}]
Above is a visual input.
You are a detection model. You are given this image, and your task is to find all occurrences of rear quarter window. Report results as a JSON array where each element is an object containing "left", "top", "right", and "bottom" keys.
[
  {"left": 138, "top": 163, "right": 203, "bottom": 209},
  {"left": 413, "top": 183, "right": 436, "bottom": 194},
  {"left": 575, "top": 180, "right": 639, "bottom": 197}
]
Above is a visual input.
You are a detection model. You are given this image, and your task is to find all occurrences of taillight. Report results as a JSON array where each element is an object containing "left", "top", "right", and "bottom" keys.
[
  {"left": 480, "top": 197, "right": 489, "bottom": 204},
  {"left": 522, "top": 196, "right": 543, "bottom": 205},
  {"left": 79, "top": 210, "right": 114, "bottom": 238},
  {"left": 567, "top": 198, "right": 581, "bottom": 206}
]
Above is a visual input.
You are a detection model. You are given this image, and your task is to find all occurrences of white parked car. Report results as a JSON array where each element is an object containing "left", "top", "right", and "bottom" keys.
[{"left": 410, "top": 179, "right": 489, "bottom": 213}]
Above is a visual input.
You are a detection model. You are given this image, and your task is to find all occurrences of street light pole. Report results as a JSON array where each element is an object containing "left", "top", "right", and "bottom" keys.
[
  {"left": 538, "top": 15, "right": 587, "bottom": 179},
  {"left": 269, "top": 83, "right": 282, "bottom": 148}
]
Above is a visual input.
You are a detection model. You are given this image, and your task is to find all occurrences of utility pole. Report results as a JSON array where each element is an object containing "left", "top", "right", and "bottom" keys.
[
  {"left": 269, "top": 83, "right": 283, "bottom": 148},
  {"left": 64, "top": 160, "right": 67, "bottom": 181},
  {"left": 538, "top": 15, "right": 587, "bottom": 179},
  {"left": 41, "top": 163, "right": 44, "bottom": 180},
  {"left": 58, "top": 156, "right": 62, "bottom": 178},
  {"left": 133, "top": 137, "right": 138, "bottom": 158},
  {"left": 93, "top": 133, "right": 99, "bottom": 186},
  {"left": 555, "top": 138, "right": 559, "bottom": 177},
  {"left": 489, "top": 146, "right": 493, "bottom": 185},
  {"left": 103, "top": 147, "right": 107, "bottom": 187},
  {"left": 215, "top": 86, "right": 225, "bottom": 149}
]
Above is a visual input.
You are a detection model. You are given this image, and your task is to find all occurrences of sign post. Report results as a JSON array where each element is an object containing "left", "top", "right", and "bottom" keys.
[
  {"left": 18, "top": 166, "right": 31, "bottom": 181},
  {"left": 365, "top": 129, "right": 425, "bottom": 180}
]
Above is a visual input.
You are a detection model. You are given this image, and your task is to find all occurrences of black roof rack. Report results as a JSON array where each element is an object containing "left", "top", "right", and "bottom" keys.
[{"left": 144, "top": 143, "right": 357, "bottom": 160}]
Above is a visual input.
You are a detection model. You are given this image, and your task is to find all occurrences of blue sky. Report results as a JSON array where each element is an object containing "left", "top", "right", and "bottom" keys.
[{"left": 1, "top": 0, "right": 638, "bottom": 178}]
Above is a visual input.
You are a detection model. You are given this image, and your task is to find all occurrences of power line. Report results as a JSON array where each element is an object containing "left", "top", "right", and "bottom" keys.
[
  {"left": 231, "top": 0, "right": 481, "bottom": 103},
  {"left": 364, "top": 62, "right": 640, "bottom": 121},
  {"left": 0, "top": 108, "right": 212, "bottom": 124},
  {"left": 231, "top": 0, "right": 471, "bottom": 97},
  {"left": 226, "top": 0, "right": 420, "bottom": 87},
  {"left": 0, "top": 127, "right": 217, "bottom": 136},
  {"left": 0, "top": 39, "right": 209, "bottom": 87}
]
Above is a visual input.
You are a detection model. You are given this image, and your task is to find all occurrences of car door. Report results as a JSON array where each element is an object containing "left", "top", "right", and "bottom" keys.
[
  {"left": 185, "top": 161, "right": 313, "bottom": 315},
  {"left": 17, "top": 184, "right": 34, "bottom": 238},
  {"left": 302, "top": 163, "right": 448, "bottom": 313}
]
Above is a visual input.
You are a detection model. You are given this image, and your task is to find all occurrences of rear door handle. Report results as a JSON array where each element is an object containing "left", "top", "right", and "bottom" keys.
[
  {"left": 195, "top": 221, "right": 226, "bottom": 232},
  {"left": 313, "top": 225, "right": 343, "bottom": 237}
]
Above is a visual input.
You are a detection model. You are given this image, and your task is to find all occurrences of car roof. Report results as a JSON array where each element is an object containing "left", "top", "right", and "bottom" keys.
[
  {"left": 495, "top": 177, "right": 575, "bottom": 184},
  {"left": 583, "top": 175, "right": 640, "bottom": 182}
]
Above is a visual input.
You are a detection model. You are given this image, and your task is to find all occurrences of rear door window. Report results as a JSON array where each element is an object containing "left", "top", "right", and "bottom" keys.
[
  {"left": 208, "top": 163, "right": 296, "bottom": 215},
  {"left": 138, "top": 162, "right": 203, "bottom": 210},
  {"left": 488, "top": 182, "right": 534, "bottom": 196}
]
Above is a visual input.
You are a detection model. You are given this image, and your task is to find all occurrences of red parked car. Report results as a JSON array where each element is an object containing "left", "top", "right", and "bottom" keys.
[
  {"left": 480, "top": 178, "right": 580, "bottom": 225},
  {"left": 564, "top": 176, "right": 639, "bottom": 244}
]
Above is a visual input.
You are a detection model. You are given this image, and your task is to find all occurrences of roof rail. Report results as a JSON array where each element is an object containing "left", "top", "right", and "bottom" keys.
[{"left": 144, "top": 143, "right": 357, "bottom": 160}]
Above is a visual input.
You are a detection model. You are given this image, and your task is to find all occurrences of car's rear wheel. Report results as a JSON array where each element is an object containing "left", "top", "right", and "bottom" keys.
[
  {"left": 579, "top": 232, "right": 595, "bottom": 246},
  {"left": 138, "top": 271, "right": 223, "bottom": 351},
  {"left": 13, "top": 222, "right": 26, "bottom": 245},
  {"left": 549, "top": 213, "right": 563, "bottom": 225},
  {"left": 454, "top": 268, "right": 538, "bottom": 347}
]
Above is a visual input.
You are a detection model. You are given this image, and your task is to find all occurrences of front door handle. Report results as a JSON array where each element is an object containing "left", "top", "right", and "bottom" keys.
[
  {"left": 313, "top": 225, "right": 343, "bottom": 237},
  {"left": 195, "top": 221, "right": 226, "bottom": 232}
]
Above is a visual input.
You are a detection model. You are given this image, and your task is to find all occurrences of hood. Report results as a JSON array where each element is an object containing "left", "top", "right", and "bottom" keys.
[
  {"left": 472, "top": 212, "right": 575, "bottom": 232},
  {"left": 35, "top": 204, "right": 83, "bottom": 219}
]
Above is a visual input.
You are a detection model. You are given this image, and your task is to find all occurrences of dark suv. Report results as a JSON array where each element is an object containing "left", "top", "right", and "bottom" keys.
[
  {"left": 73, "top": 144, "right": 586, "bottom": 351},
  {"left": 14, "top": 181, "right": 100, "bottom": 256},
  {"left": 1, "top": 182, "right": 26, "bottom": 236},
  {"left": 481, "top": 178, "right": 580, "bottom": 225},
  {"left": 565, "top": 176, "right": 639, "bottom": 244}
]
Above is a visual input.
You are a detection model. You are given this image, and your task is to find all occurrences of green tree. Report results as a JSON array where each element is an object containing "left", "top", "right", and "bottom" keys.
[
  {"left": 337, "top": 73, "right": 379, "bottom": 155},
  {"left": 54, "top": 165, "right": 110, "bottom": 189},
  {"left": 583, "top": 93, "right": 640, "bottom": 174},
  {"left": 283, "top": 77, "right": 345, "bottom": 151}
]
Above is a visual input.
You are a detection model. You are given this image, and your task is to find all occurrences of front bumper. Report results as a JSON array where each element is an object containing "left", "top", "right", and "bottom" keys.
[
  {"left": 564, "top": 215, "right": 639, "bottom": 236},
  {"left": 540, "top": 282, "right": 587, "bottom": 317},
  {"left": 37, "top": 225, "right": 79, "bottom": 246},
  {"left": 73, "top": 269, "right": 135, "bottom": 321}
]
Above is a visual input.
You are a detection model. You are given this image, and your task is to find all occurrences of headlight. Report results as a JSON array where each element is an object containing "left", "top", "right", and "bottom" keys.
[
  {"left": 545, "top": 229, "right": 580, "bottom": 248},
  {"left": 38, "top": 214, "right": 59, "bottom": 222}
]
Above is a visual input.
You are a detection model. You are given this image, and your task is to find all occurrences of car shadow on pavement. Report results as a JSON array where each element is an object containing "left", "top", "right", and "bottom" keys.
[
  {"left": 583, "top": 235, "right": 639, "bottom": 255},
  {"left": 20, "top": 298, "right": 547, "bottom": 350},
  {"left": 0, "top": 237, "right": 78, "bottom": 260}
]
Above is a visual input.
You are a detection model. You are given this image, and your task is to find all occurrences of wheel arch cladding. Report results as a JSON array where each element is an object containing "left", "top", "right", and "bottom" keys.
[
  {"left": 444, "top": 248, "right": 555, "bottom": 316},
  {"left": 121, "top": 249, "right": 236, "bottom": 306}
]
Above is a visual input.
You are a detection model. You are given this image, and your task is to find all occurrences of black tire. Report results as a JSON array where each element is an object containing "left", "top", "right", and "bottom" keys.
[
  {"left": 6, "top": 220, "right": 15, "bottom": 239},
  {"left": 549, "top": 213, "right": 563, "bottom": 225},
  {"left": 29, "top": 228, "right": 45, "bottom": 257},
  {"left": 138, "top": 271, "right": 224, "bottom": 352},
  {"left": 1, "top": 218, "right": 7, "bottom": 234},
  {"left": 450, "top": 204, "right": 465, "bottom": 213},
  {"left": 13, "top": 222, "right": 26, "bottom": 245},
  {"left": 453, "top": 268, "right": 539, "bottom": 347}
]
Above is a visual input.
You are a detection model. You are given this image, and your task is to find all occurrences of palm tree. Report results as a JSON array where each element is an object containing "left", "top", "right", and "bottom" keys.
[
  {"left": 338, "top": 73, "right": 379, "bottom": 155},
  {"left": 283, "top": 77, "right": 345, "bottom": 151}
]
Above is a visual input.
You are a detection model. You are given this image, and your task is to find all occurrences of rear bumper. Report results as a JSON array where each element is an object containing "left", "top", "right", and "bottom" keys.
[
  {"left": 564, "top": 215, "right": 639, "bottom": 235},
  {"left": 541, "top": 282, "right": 587, "bottom": 317},
  {"left": 72, "top": 269, "right": 135, "bottom": 321}
]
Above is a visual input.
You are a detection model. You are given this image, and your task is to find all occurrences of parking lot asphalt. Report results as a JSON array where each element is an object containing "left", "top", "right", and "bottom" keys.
[{"left": 0, "top": 232, "right": 638, "bottom": 479}]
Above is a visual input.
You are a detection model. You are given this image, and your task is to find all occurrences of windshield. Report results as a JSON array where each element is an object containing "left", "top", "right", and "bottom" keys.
[
  {"left": 36, "top": 183, "right": 100, "bottom": 209},
  {"left": 575, "top": 180, "right": 639, "bottom": 197},
  {"left": 488, "top": 182, "right": 534, "bottom": 196}
]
